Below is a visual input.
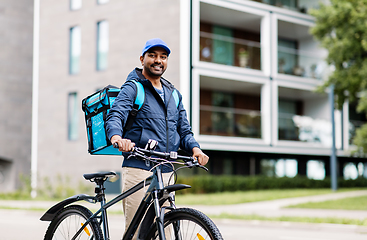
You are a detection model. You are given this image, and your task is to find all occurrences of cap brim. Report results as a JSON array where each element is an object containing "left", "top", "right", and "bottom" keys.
[{"left": 143, "top": 44, "right": 171, "bottom": 56}]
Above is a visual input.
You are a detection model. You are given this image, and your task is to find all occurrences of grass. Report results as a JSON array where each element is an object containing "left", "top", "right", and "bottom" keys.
[
  {"left": 2, "top": 188, "right": 367, "bottom": 226},
  {"left": 287, "top": 195, "right": 367, "bottom": 210},
  {"left": 175, "top": 188, "right": 367, "bottom": 226},
  {"left": 0, "top": 206, "right": 47, "bottom": 212},
  {"left": 175, "top": 188, "right": 360, "bottom": 205}
]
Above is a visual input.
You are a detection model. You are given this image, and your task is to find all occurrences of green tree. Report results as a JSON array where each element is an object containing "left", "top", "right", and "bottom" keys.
[{"left": 310, "top": 0, "right": 367, "bottom": 153}]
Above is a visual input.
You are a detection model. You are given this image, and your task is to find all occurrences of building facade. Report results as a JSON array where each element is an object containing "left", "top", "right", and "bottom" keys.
[
  {"left": 1, "top": 0, "right": 367, "bottom": 193},
  {"left": 0, "top": 0, "right": 34, "bottom": 192}
]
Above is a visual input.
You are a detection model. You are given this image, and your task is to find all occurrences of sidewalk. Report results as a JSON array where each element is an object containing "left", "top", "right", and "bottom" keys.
[
  {"left": 1, "top": 190, "right": 367, "bottom": 220},
  {"left": 183, "top": 190, "right": 367, "bottom": 220}
]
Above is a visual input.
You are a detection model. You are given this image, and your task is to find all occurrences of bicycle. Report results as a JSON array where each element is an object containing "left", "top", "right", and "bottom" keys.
[{"left": 40, "top": 141, "right": 223, "bottom": 240}]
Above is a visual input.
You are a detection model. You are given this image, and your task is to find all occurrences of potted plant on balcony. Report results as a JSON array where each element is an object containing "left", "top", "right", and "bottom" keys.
[
  {"left": 238, "top": 48, "right": 249, "bottom": 68},
  {"left": 278, "top": 58, "right": 285, "bottom": 73},
  {"left": 310, "top": 64, "right": 317, "bottom": 78},
  {"left": 293, "top": 65, "right": 305, "bottom": 76}
]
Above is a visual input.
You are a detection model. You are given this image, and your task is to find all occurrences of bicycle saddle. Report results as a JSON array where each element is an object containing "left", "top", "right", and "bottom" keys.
[{"left": 83, "top": 171, "right": 116, "bottom": 181}]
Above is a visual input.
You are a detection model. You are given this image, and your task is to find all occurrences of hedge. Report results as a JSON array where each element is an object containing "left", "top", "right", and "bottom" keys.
[{"left": 175, "top": 175, "right": 367, "bottom": 194}]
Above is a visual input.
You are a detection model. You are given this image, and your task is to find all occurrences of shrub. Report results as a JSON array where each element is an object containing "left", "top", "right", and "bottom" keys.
[{"left": 175, "top": 175, "right": 367, "bottom": 194}]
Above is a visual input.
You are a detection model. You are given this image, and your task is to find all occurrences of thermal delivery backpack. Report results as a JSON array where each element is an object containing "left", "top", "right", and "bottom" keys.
[
  {"left": 82, "top": 80, "right": 179, "bottom": 156},
  {"left": 81, "top": 81, "right": 145, "bottom": 155}
]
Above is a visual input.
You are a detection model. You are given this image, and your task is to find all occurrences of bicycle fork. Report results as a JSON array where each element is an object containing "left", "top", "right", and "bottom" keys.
[{"left": 153, "top": 190, "right": 166, "bottom": 240}]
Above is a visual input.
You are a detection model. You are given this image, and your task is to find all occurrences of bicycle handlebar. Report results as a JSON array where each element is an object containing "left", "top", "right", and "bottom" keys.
[{"left": 113, "top": 143, "right": 208, "bottom": 171}]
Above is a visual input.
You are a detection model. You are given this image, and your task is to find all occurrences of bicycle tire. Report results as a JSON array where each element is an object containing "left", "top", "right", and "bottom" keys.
[
  {"left": 145, "top": 208, "right": 223, "bottom": 240},
  {"left": 43, "top": 205, "right": 103, "bottom": 240}
]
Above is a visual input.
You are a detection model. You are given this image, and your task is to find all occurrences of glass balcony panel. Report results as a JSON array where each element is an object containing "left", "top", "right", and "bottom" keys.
[
  {"left": 200, "top": 31, "right": 261, "bottom": 70},
  {"left": 252, "top": 0, "right": 328, "bottom": 14},
  {"left": 278, "top": 46, "right": 327, "bottom": 80},
  {"left": 200, "top": 105, "right": 262, "bottom": 138},
  {"left": 279, "top": 113, "right": 332, "bottom": 146}
]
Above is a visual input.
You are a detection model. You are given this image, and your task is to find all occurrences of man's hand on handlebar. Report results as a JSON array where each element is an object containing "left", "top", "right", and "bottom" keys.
[
  {"left": 192, "top": 147, "right": 209, "bottom": 166},
  {"left": 111, "top": 135, "right": 135, "bottom": 152}
]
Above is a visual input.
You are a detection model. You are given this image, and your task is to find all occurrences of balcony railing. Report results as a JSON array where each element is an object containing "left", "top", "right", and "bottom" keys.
[
  {"left": 252, "top": 0, "right": 326, "bottom": 14},
  {"left": 200, "top": 31, "right": 261, "bottom": 70},
  {"left": 278, "top": 46, "right": 327, "bottom": 80},
  {"left": 200, "top": 105, "right": 262, "bottom": 138},
  {"left": 279, "top": 113, "right": 332, "bottom": 146}
]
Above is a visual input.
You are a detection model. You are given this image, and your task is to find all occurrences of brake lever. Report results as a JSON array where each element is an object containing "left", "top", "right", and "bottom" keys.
[
  {"left": 186, "top": 158, "right": 209, "bottom": 172},
  {"left": 185, "top": 161, "right": 194, "bottom": 168},
  {"left": 199, "top": 165, "right": 209, "bottom": 172}
]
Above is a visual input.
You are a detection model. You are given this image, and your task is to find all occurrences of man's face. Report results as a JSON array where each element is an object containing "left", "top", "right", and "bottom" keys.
[{"left": 140, "top": 47, "right": 168, "bottom": 78}]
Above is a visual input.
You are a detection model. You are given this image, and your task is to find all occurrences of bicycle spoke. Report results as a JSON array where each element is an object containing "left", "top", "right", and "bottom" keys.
[
  {"left": 44, "top": 206, "right": 102, "bottom": 240},
  {"left": 151, "top": 208, "right": 222, "bottom": 240}
]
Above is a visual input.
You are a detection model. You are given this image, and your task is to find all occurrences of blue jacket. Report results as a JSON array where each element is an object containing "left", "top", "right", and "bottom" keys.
[{"left": 106, "top": 68, "right": 200, "bottom": 172}]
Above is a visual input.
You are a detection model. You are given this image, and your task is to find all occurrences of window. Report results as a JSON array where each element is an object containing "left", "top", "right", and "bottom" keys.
[
  {"left": 200, "top": 22, "right": 261, "bottom": 70},
  {"left": 343, "top": 163, "right": 358, "bottom": 180},
  {"left": 68, "top": 92, "right": 79, "bottom": 140},
  {"left": 97, "top": 20, "right": 109, "bottom": 71},
  {"left": 275, "top": 159, "right": 297, "bottom": 178},
  {"left": 278, "top": 39, "right": 298, "bottom": 75},
  {"left": 70, "top": 0, "right": 82, "bottom": 10},
  {"left": 261, "top": 159, "right": 276, "bottom": 177},
  {"left": 200, "top": 88, "right": 262, "bottom": 138},
  {"left": 278, "top": 99, "right": 302, "bottom": 141},
  {"left": 212, "top": 92, "right": 235, "bottom": 135},
  {"left": 69, "top": 26, "right": 81, "bottom": 74},
  {"left": 255, "top": 0, "right": 326, "bottom": 14},
  {"left": 307, "top": 160, "right": 325, "bottom": 180},
  {"left": 212, "top": 26, "right": 234, "bottom": 66}
]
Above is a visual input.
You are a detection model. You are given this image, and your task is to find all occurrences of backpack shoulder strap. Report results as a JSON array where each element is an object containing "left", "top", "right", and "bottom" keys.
[
  {"left": 123, "top": 80, "right": 145, "bottom": 134},
  {"left": 172, "top": 89, "right": 179, "bottom": 108},
  {"left": 131, "top": 80, "right": 145, "bottom": 110}
]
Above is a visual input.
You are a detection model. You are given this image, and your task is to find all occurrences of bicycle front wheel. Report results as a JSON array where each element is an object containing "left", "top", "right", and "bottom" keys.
[
  {"left": 145, "top": 208, "right": 223, "bottom": 240},
  {"left": 44, "top": 205, "right": 103, "bottom": 240}
]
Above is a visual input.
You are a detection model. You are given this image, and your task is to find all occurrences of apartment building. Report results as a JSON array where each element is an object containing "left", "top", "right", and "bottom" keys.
[
  {"left": 1, "top": 0, "right": 366, "bottom": 193},
  {"left": 192, "top": 0, "right": 366, "bottom": 179},
  {"left": 0, "top": 1, "right": 33, "bottom": 192}
]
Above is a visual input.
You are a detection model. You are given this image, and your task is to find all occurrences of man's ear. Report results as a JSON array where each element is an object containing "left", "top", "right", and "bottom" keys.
[{"left": 140, "top": 55, "right": 144, "bottom": 65}]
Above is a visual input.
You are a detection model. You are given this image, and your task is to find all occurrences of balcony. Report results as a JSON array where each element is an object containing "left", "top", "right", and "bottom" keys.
[
  {"left": 279, "top": 113, "right": 332, "bottom": 146},
  {"left": 198, "top": 3, "right": 264, "bottom": 72},
  {"left": 276, "top": 20, "right": 328, "bottom": 81},
  {"left": 200, "top": 105, "right": 262, "bottom": 138},
  {"left": 200, "top": 30, "right": 261, "bottom": 70},
  {"left": 278, "top": 45, "right": 327, "bottom": 80},
  {"left": 252, "top": 0, "right": 328, "bottom": 14},
  {"left": 199, "top": 78, "right": 263, "bottom": 139},
  {"left": 277, "top": 87, "right": 333, "bottom": 147}
]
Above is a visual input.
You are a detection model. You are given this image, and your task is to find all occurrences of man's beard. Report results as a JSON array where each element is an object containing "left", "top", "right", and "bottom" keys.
[{"left": 145, "top": 64, "right": 166, "bottom": 77}]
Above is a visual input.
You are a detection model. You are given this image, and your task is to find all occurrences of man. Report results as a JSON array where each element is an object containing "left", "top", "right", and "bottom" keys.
[{"left": 106, "top": 38, "right": 208, "bottom": 239}]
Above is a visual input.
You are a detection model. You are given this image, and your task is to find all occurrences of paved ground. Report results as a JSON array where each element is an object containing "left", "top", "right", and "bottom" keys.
[
  {"left": 2, "top": 208, "right": 367, "bottom": 240},
  {"left": 1, "top": 189, "right": 367, "bottom": 219},
  {"left": 1, "top": 190, "right": 367, "bottom": 239}
]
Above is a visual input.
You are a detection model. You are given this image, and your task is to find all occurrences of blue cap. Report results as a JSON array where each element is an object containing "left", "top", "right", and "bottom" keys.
[{"left": 141, "top": 38, "right": 171, "bottom": 56}]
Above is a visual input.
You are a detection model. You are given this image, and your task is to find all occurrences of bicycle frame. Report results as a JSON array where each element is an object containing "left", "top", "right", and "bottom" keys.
[
  {"left": 41, "top": 146, "right": 201, "bottom": 240},
  {"left": 70, "top": 166, "right": 186, "bottom": 240}
]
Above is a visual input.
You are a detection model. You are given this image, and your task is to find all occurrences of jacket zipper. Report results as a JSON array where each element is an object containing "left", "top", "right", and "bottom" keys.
[
  {"left": 146, "top": 80, "right": 174, "bottom": 153},
  {"left": 165, "top": 88, "right": 174, "bottom": 152}
]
